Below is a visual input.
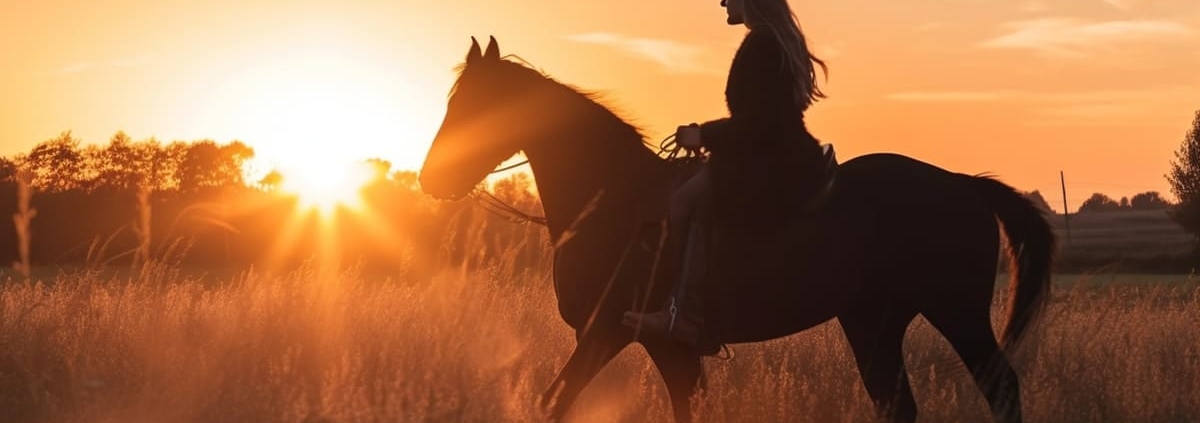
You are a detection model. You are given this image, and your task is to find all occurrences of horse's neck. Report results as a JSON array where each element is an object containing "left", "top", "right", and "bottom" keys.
[{"left": 523, "top": 121, "right": 673, "bottom": 240}]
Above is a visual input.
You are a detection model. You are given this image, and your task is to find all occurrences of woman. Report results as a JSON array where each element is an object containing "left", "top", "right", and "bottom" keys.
[{"left": 622, "top": 0, "right": 829, "bottom": 353}]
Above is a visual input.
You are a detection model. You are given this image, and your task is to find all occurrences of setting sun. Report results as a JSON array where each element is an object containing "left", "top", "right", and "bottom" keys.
[
  {"left": 192, "top": 41, "right": 447, "bottom": 177},
  {"left": 277, "top": 160, "right": 375, "bottom": 212}
]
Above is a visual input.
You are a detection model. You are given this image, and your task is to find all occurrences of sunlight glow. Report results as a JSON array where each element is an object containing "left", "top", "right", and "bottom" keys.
[
  {"left": 278, "top": 160, "right": 374, "bottom": 213},
  {"left": 201, "top": 43, "right": 446, "bottom": 175}
]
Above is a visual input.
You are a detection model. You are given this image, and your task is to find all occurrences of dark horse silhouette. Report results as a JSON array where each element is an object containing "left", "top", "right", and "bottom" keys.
[{"left": 418, "top": 36, "right": 1055, "bottom": 423}]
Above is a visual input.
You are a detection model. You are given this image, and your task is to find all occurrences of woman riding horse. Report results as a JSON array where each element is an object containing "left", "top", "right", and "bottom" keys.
[{"left": 622, "top": 0, "right": 831, "bottom": 354}]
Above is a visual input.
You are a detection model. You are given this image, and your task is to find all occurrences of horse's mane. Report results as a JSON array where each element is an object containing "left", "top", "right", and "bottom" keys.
[{"left": 451, "top": 55, "right": 654, "bottom": 148}]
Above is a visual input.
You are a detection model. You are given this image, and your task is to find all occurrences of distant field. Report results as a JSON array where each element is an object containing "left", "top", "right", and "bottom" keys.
[{"left": 1044, "top": 210, "right": 1195, "bottom": 272}]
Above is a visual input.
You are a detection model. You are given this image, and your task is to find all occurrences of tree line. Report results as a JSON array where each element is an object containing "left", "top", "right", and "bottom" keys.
[
  {"left": 1018, "top": 189, "right": 1171, "bottom": 215},
  {"left": 1, "top": 131, "right": 550, "bottom": 280},
  {"left": 1076, "top": 191, "right": 1172, "bottom": 213},
  {"left": 0, "top": 131, "right": 253, "bottom": 194}
]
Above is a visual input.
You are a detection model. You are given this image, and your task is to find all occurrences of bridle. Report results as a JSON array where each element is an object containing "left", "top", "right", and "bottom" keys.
[{"left": 466, "top": 134, "right": 694, "bottom": 227}]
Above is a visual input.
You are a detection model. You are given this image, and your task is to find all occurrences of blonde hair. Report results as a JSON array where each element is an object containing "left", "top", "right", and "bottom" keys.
[{"left": 744, "top": 0, "right": 828, "bottom": 111}]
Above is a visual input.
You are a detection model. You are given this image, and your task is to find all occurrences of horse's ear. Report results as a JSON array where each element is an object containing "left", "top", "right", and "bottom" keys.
[
  {"left": 467, "top": 36, "right": 482, "bottom": 64},
  {"left": 484, "top": 35, "right": 500, "bottom": 61}
]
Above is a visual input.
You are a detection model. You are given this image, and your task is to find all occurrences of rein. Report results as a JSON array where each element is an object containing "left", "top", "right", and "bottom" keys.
[
  {"left": 469, "top": 188, "right": 547, "bottom": 226},
  {"left": 468, "top": 134, "right": 693, "bottom": 227},
  {"left": 468, "top": 158, "right": 546, "bottom": 226}
]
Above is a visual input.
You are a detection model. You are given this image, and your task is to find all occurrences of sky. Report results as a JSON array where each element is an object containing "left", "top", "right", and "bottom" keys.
[{"left": 2, "top": 0, "right": 1199, "bottom": 212}]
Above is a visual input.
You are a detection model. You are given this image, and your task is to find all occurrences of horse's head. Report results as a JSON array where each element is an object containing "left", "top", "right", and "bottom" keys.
[{"left": 419, "top": 36, "right": 553, "bottom": 200}]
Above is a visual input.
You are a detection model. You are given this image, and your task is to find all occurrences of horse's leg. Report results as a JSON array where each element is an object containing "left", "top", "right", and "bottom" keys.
[
  {"left": 642, "top": 341, "right": 705, "bottom": 423},
  {"left": 540, "top": 330, "right": 628, "bottom": 421},
  {"left": 839, "top": 307, "right": 918, "bottom": 423},
  {"left": 924, "top": 303, "right": 1023, "bottom": 423}
]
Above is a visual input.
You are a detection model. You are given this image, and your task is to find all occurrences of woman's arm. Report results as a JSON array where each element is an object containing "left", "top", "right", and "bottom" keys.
[{"left": 698, "top": 31, "right": 797, "bottom": 152}]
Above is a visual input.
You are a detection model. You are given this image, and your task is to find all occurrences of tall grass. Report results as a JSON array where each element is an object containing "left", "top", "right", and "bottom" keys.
[
  {"left": 11, "top": 168, "right": 36, "bottom": 280},
  {"left": 1, "top": 262, "right": 1197, "bottom": 423},
  {"left": 133, "top": 183, "right": 152, "bottom": 268}
]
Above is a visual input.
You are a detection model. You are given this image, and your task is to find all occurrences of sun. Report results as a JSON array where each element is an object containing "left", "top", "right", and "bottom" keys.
[
  {"left": 276, "top": 160, "right": 375, "bottom": 213},
  {"left": 199, "top": 42, "right": 447, "bottom": 183}
]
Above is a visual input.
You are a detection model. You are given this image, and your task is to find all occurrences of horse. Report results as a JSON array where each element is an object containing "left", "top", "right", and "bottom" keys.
[{"left": 418, "top": 36, "right": 1055, "bottom": 423}]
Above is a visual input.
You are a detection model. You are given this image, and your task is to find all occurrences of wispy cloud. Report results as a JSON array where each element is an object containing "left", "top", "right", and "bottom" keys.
[
  {"left": 1102, "top": 0, "right": 1161, "bottom": 10},
  {"left": 55, "top": 56, "right": 150, "bottom": 75},
  {"left": 1019, "top": 1, "right": 1050, "bottom": 13},
  {"left": 886, "top": 86, "right": 1191, "bottom": 103},
  {"left": 883, "top": 91, "right": 1017, "bottom": 102},
  {"left": 885, "top": 85, "right": 1195, "bottom": 123},
  {"left": 814, "top": 43, "right": 844, "bottom": 59},
  {"left": 1103, "top": 0, "right": 1133, "bottom": 9},
  {"left": 915, "top": 22, "right": 949, "bottom": 32},
  {"left": 979, "top": 18, "right": 1195, "bottom": 58},
  {"left": 565, "top": 32, "right": 716, "bottom": 75}
]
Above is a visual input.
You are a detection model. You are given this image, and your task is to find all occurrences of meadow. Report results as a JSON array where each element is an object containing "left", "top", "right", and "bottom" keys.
[
  {"left": 2, "top": 243, "right": 1198, "bottom": 423},
  {"left": 1048, "top": 209, "right": 1195, "bottom": 273}
]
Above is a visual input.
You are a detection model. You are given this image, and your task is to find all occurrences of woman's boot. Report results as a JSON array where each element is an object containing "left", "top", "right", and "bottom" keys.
[{"left": 623, "top": 219, "right": 715, "bottom": 354}]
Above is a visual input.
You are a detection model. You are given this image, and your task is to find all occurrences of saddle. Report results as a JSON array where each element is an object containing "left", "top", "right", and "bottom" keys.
[{"left": 638, "top": 143, "right": 840, "bottom": 227}]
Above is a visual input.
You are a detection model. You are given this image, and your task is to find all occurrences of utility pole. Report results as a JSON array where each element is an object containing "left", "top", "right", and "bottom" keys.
[{"left": 1060, "top": 170, "right": 1072, "bottom": 246}]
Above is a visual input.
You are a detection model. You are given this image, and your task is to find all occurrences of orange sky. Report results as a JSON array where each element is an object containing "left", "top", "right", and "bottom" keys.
[{"left": 3, "top": 0, "right": 1199, "bottom": 211}]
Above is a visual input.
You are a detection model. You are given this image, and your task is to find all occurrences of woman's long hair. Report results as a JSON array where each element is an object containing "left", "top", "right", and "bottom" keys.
[{"left": 744, "top": 0, "right": 828, "bottom": 111}]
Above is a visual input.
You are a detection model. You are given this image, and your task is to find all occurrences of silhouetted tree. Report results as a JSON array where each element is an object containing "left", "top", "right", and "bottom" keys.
[
  {"left": 21, "top": 131, "right": 85, "bottom": 192},
  {"left": 1168, "top": 109, "right": 1200, "bottom": 240},
  {"left": 1078, "top": 192, "right": 1122, "bottom": 213},
  {"left": 177, "top": 140, "right": 254, "bottom": 192},
  {"left": 1119, "top": 197, "right": 1130, "bottom": 209},
  {"left": 86, "top": 131, "right": 141, "bottom": 191},
  {"left": 1023, "top": 190, "right": 1054, "bottom": 213},
  {"left": 137, "top": 138, "right": 180, "bottom": 191},
  {"left": 391, "top": 170, "right": 420, "bottom": 192},
  {"left": 364, "top": 158, "right": 392, "bottom": 183},
  {"left": 0, "top": 156, "right": 15, "bottom": 184},
  {"left": 1130, "top": 191, "right": 1171, "bottom": 210},
  {"left": 77, "top": 134, "right": 182, "bottom": 192},
  {"left": 492, "top": 172, "right": 537, "bottom": 209},
  {"left": 258, "top": 170, "right": 284, "bottom": 192}
]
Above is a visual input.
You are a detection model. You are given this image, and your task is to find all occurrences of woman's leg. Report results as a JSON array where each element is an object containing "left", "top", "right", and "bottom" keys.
[
  {"left": 669, "top": 168, "right": 711, "bottom": 262},
  {"left": 666, "top": 168, "right": 711, "bottom": 342},
  {"left": 625, "top": 168, "right": 714, "bottom": 349}
]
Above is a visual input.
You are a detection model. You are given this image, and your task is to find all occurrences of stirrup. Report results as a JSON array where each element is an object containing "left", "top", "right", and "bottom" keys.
[
  {"left": 667, "top": 296, "right": 679, "bottom": 333},
  {"left": 802, "top": 144, "right": 839, "bottom": 212}
]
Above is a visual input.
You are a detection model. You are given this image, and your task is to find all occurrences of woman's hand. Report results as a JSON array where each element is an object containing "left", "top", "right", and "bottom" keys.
[{"left": 676, "top": 124, "right": 703, "bottom": 150}]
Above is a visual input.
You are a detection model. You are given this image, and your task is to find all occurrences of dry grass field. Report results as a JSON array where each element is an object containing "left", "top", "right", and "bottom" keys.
[{"left": 2, "top": 260, "right": 1198, "bottom": 423}]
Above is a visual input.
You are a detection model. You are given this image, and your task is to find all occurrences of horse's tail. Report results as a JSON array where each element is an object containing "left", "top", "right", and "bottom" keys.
[{"left": 968, "top": 175, "right": 1057, "bottom": 352}]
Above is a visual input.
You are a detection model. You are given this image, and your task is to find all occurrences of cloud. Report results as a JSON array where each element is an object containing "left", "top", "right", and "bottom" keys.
[
  {"left": 565, "top": 32, "right": 716, "bottom": 75},
  {"left": 979, "top": 18, "right": 1196, "bottom": 58},
  {"left": 915, "top": 22, "right": 949, "bottom": 32},
  {"left": 885, "top": 86, "right": 1191, "bottom": 103},
  {"left": 57, "top": 62, "right": 101, "bottom": 74},
  {"left": 883, "top": 91, "right": 1017, "bottom": 102},
  {"left": 1035, "top": 102, "right": 1135, "bottom": 120},
  {"left": 884, "top": 85, "right": 1195, "bottom": 123},
  {"left": 56, "top": 56, "right": 150, "bottom": 75},
  {"left": 814, "top": 43, "right": 844, "bottom": 59},
  {"left": 1019, "top": 1, "right": 1050, "bottom": 13},
  {"left": 1102, "top": 0, "right": 1161, "bottom": 10}
]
